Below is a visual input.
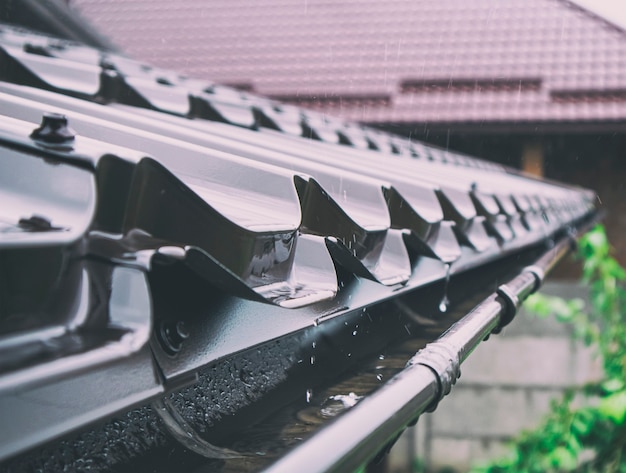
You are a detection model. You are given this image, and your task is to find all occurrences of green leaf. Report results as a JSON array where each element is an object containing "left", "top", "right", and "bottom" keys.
[
  {"left": 582, "top": 226, "right": 609, "bottom": 255},
  {"left": 602, "top": 378, "right": 625, "bottom": 394},
  {"left": 524, "top": 294, "right": 552, "bottom": 317},
  {"left": 598, "top": 391, "right": 626, "bottom": 424},
  {"left": 571, "top": 415, "right": 591, "bottom": 438},
  {"left": 550, "top": 446, "right": 577, "bottom": 469}
]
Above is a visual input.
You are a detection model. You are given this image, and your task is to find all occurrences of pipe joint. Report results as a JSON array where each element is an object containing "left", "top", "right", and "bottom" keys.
[
  {"left": 495, "top": 271, "right": 538, "bottom": 333},
  {"left": 522, "top": 264, "right": 545, "bottom": 292},
  {"left": 407, "top": 341, "right": 460, "bottom": 412}
]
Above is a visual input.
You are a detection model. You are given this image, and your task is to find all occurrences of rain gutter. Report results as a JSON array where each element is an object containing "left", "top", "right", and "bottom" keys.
[{"left": 262, "top": 227, "right": 588, "bottom": 473}]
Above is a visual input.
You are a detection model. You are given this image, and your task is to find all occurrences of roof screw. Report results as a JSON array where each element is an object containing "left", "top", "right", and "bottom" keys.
[
  {"left": 30, "top": 113, "right": 76, "bottom": 144},
  {"left": 157, "top": 320, "right": 190, "bottom": 356}
]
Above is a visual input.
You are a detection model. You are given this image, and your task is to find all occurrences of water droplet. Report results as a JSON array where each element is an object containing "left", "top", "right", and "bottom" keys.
[
  {"left": 310, "top": 355, "right": 316, "bottom": 365},
  {"left": 347, "top": 353, "right": 352, "bottom": 357},
  {"left": 319, "top": 392, "right": 363, "bottom": 418},
  {"left": 306, "top": 388, "right": 313, "bottom": 403},
  {"left": 439, "top": 297, "right": 449, "bottom": 313},
  {"left": 352, "top": 330, "right": 357, "bottom": 336},
  {"left": 439, "top": 263, "right": 452, "bottom": 313},
  {"left": 313, "top": 318, "right": 319, "bottom": 327},
  {"left": 404, "top": 324, "right": 412, "bottom": 335},
  {"left": 312, "top": 341, "right": 316, "bottom": 349},
  {"left": 378, "top": 354, "right": 385, "bottom": 360},
  {"left": 376, "top": 374, "right": 383, "bottom": 382}
]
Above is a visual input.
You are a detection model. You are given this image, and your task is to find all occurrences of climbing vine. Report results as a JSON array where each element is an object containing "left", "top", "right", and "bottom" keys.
[{"left": 472, "top": 225, "right": 626, "bottom": 473}]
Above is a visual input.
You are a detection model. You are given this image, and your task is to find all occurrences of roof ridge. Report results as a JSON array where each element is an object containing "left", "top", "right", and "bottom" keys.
[{"left": 559, "top": 0, "right": 626, "bottom": 36}]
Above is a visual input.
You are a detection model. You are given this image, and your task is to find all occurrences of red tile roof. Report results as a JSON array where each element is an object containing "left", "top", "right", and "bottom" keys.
[{"left": 71, "top": 0, "right": 626, "bottom": 128}]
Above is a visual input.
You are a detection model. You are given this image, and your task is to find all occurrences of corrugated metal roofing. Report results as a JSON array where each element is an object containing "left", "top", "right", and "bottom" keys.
[
  {"left": 68, "top": 0, "right": 626, "bottom": 127},
  {"left": 0, "top": 23, "right": 596, "bottom": 310},
  {"left": 0, "top": 22, "right": 596, "bottom": 338},
  {"left": 0, "top": 21, "right": 599, "bottom": 469}
]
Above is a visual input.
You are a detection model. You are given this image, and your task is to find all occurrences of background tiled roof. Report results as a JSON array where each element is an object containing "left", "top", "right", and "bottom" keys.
[{"left": 71, "top": 0, "right": 626, "bottom": 126}]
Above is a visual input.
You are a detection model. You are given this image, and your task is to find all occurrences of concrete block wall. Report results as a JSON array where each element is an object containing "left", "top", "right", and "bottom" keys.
[{"left": 387, "top": 281, "right": 603, "bottom": 472}]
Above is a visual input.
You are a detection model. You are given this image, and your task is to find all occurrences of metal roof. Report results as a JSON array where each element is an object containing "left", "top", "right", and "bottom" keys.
[
  {"left": 0, "top": 23, "right": 595, "bottom": 306},
  {"left": 69, "top": 0, "right": 626, "bottom": 129},
  {"left": 0, "top": 21, "right": 599, "bottom": 472}
]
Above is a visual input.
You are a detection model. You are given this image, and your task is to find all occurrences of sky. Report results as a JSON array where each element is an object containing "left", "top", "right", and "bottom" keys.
[{"left": 570, "top": 0, "right": 626, "bottom": 29}]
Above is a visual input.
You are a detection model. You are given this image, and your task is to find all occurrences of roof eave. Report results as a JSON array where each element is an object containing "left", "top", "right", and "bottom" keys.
[{"left": 375, "top": 119, "right": 626, "bottom": 135}]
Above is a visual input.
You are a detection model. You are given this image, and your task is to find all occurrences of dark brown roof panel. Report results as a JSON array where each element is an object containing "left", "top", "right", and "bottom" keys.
[{"left": 69, "top": 0, "right": 626, "bottom": 127}]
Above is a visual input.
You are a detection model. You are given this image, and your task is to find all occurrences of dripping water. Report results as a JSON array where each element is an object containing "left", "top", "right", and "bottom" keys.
[{"left": 439, "top": 263, "right": 452, "bottom": 313}]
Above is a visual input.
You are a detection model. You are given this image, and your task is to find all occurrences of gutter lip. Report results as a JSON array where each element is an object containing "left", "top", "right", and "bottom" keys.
[{"left": 262, "top": 217, "right": 600, "bottom": 473}]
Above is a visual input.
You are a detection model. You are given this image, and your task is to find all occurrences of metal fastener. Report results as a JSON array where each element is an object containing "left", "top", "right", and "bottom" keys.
[
  {"left": 157, "top": 320, "right": 190, "bottom": 355},
  {"left": 30, "top": 113, "right": 76, "bottom": 144}
]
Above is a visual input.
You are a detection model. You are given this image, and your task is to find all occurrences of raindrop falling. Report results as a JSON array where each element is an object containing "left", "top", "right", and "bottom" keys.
[
  {"left": 439, "top": 298, "right": 449, "bottom": 313},
  {"left": 439, "top": 263, "right": 452, "bottom": 313},
  {"left": 376, "top": 374, "right": 383, "bottom": 382},
  {"left": 352, "top": 330, "right": 357, "bottom": 336},
  {"left": 312, "top": 341, "right": 316, "bottom": 349},
  {"left": 306, "top": 388, "right": 313, "bottom": 403},
  {"left": 378, "top": 354, "right": 385, "bottom": 360},
  {"left": 310, "top": 355, "right": 316, "bottom": 365}
]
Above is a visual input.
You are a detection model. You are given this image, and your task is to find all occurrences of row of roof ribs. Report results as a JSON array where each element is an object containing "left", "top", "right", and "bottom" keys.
[{"left": 0, "top": 25, "right": 596, "bottom": 311}]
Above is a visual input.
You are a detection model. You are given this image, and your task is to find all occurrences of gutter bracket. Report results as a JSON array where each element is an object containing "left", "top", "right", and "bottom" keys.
[
  {"left": 522, "top": 264, "right": 545, "bottom": 290},
  {"left": 494, "top": 268, "right": 543, "bottom": 334},
  {"left": 407, "top": 341, "right": 461, "bottom": 412}
]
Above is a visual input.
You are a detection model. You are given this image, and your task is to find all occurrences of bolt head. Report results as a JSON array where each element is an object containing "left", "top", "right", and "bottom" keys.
[
  {"left": 157, "top": 320, "right": 190, "bottom": 356},
  {"left": 175, "top": 321, "right": 190, "bottom": 340},
  {"left": 30, "top": 113, "right": 76, "bottom": 144}
]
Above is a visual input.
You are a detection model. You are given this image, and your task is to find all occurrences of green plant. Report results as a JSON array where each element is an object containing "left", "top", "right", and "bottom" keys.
[{"left": 472, "top": 225, "right": 626, "bottom": 473}]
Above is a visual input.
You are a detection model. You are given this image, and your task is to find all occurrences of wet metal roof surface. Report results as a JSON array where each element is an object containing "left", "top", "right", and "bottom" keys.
[
  {"left": 0, "top": 20, "right": 599, "bottom": 470},
  {"left": 70, "top": 0, "right": 626, "bottom": 128},
  {"left": 0, "top": 22, "right": 596, "bottom": 311}
]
